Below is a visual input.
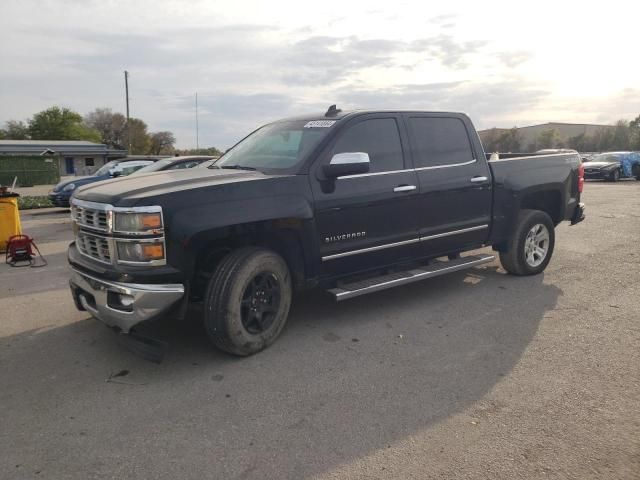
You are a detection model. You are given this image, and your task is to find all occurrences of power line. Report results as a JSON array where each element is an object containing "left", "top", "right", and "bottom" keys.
[
  {"left": 124, "top": 70, "right": 131, "bottom": 152},
  {"left": 195, "top": 92, "right": 199, "bottom": 150}
]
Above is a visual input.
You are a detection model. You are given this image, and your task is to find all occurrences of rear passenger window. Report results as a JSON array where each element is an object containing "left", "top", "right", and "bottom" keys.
[
  {"left": 333, "top": 118, "right": 403, "bottom": 173},
  {"left": 408, "top": 117, "right": 474, "bottom": 168}
]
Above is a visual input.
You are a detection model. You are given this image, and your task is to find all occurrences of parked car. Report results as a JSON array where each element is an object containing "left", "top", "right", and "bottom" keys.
[
  {"left": 583, "top": 151, "right": 640, "bottom": 181},
  {"left": 130, "top": 156, "right": 216, "bottom": 175},
  {"left": 68, "top": 108, "right": 585, "bottom": 357},
  {"left": 535, "top": 148, "right": 578, "bottom": 155},
  {"left": 48, "top": 157, "right": 160, "bottom": 207}
]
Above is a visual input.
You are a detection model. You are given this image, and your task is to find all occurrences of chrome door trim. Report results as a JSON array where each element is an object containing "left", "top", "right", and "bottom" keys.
[
  {"left": 419, "top": 224, "right": 489, "bottom": 242},
  {"left": 414, "top": 159, "right": 477, "bottom": 171},
  {"left": 321, "top": 224, "right": 489, "bottom": 261},
  {"left": 321, "top": 238, "right": 420, "bottom": 262},
  {"left": 336, "top": 158, "right": 478, "bottom": 179},
  {"left": 488, "top": 153, "right": 569, "bottom": 163},
  {"left": 337, "top": 168, "right": 412, "bottom": 179}
]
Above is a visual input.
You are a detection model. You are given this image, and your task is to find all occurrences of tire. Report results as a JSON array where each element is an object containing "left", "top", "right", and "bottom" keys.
[
  {"left": 203, "top": 247, "right": 292, "bottom": 356},
  {"left": 499, "top": 209, "right": 555, "bottom": 276},
  {"left": 610, "top": 169, "right": 620, "bottom": 182}
]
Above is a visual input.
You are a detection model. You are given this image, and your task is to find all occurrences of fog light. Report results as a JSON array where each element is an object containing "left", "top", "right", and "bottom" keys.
[
  {"left": 107, "top": 291, "right": 135, "bottom": 312},
  {"left": 119, "top": 294, "right": 134, "bottom": 307}
]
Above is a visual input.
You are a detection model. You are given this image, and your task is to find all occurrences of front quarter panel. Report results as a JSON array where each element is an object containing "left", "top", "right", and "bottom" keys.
[{"left": 160, "top": 175, "right": 315, "bottom": 276}]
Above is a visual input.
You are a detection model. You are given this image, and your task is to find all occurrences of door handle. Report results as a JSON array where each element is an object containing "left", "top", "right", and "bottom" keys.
[
  {"left": 393, "top": 185, "right": 417, "bottom": 193},
  {"left": 470, "top": 176, "right": 488, "bottom": 183}
]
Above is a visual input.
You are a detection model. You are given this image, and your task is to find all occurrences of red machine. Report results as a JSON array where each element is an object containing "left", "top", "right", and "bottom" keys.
[{"left": 5, "top": 235, "right": 47, "bottom": 267}]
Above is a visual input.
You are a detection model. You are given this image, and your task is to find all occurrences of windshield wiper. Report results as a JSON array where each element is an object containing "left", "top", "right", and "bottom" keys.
[{"left": 219, "top": 165, "right": 257, "bottom": 171}]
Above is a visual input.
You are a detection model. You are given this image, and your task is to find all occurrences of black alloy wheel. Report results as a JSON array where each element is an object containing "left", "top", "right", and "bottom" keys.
[{"left": 240, "top": 272, "right": 281, "bottom": 334}]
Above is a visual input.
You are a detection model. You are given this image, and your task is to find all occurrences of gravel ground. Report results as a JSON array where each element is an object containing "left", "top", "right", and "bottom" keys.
[{"left": 0, "top": 181, "right": 638, "bottom": 480}]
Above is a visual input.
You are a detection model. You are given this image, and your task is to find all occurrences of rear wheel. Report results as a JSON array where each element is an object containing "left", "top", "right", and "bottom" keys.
[
  {"left": 499, "top": 209, "right": 555, "bottom": 276},
  {"left": 203, "top": 247, "right": 292, "bottom": 356}
]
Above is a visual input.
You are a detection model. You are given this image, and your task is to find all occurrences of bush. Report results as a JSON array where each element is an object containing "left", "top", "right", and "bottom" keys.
[{"left": 17, "top": 196, "right": 54, "bottom": 210}]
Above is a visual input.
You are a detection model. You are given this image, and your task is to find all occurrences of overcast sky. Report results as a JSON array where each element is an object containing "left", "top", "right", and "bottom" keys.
[{"left": 1, "top": 0, "right": 639, "bottom": 148}]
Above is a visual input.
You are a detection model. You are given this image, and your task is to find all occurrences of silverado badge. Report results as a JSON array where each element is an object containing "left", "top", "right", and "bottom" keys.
[{"left": 324, "top": 232, "right": 367, "bottom": 243}]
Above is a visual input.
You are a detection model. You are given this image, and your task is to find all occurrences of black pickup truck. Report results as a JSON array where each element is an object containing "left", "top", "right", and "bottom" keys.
[{"left": 68, "top": 107, "right": 585, "bottom": 356}]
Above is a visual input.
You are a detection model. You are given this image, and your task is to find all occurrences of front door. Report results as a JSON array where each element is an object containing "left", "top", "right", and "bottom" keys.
[
  {"left": 310, "top": 115, "right": 420, "bottom": 278},
  {"left": 65, "top": 157, "right": 74, "bottom": 175},
  {"left": 404, "top": 114, "right": 492, "bottom": 257}
]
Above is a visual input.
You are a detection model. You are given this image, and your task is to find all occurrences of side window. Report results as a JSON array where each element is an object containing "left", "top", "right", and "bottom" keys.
[
  {"left": 121, "top": 163, "right": 150, "bottom": 176},
  {"left": 169, "top": 161, "right": 199, "bottom": 170},
  {"left": 408, "top": 117, "right": 474, "bottom": 168},
  {"left": 333, "top": 118, "right": 403, "bottom": 173}
]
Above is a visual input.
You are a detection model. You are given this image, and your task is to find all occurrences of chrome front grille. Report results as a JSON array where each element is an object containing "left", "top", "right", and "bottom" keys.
[
  {"left": 76, "top": 231, "right": 112, "bottom": 264},
  {"left": 71, "top": 204, "right": 108, "bottom": 232}
]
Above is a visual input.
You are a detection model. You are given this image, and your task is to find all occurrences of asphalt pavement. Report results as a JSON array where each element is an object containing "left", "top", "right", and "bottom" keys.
[{"left": 1, "top": 181, "right": 639, "bottom": 479}]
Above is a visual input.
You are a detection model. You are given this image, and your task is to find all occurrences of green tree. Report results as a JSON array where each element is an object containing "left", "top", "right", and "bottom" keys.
[
  {"left": 497, "top": 127, "right": 521, "bottom": 152},
  {"left": 84, "top": 108, "right": 127, "bottom": 148},
  {"left": 566, "top": 133, "right": 587, "bottom": 151},
  {"left": 122, "top": 118, "right": 151, "bottom": 154},
  {"left": 479, "top": 128, "right": 503, "bottom": 152},
  {"left": 591, "top": 127, "right": 615, "bottom": 151},
  {"left": 0, "top": 120, "right": 30, "bottom": 139},
  {"left": 535, "top": 128, "right": 560, "bottom": 150},
  {"left": 629, "top": 114, "right": 640, "bottom": 150},
  {"left": 611, "top": 120, "right": 630, "bottom": 150},
  {"left": 28, "top": 106, "right": 101, "bottom": 141},
  {"left": 148, "top": 131, "right": 176, "bottom": 154},
  {"left": 176, "top": 147, "right": 223, "bottom": 157}
]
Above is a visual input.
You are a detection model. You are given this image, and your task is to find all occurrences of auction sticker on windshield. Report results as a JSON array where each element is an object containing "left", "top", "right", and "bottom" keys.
[{"left": 304, "top": 120, "right": 336, "bottom": 128}]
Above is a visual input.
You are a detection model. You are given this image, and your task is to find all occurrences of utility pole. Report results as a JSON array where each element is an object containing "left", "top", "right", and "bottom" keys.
[
  {"left": 195, "top": 92, "right": 199, "bottom": 150},
  {"left": 124, "top": 70, "right": 131, "bottom": 152}
]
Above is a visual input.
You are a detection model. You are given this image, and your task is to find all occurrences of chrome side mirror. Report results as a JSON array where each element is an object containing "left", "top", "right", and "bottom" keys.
[{"left": 323, "top": 152, "right": 370, "bottom": 177}]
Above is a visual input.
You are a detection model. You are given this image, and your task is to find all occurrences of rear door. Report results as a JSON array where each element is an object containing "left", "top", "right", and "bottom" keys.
[
  {"left": 310, "top": 114, "right": 420, "bottom": 277},
  {"left": 404, "top": 114, "right": 492, "bottom": 256}
]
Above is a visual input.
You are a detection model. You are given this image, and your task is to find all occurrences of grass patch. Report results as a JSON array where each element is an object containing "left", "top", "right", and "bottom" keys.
[{"left": 18, "top": 196, "right": 54, "bottom": 210}]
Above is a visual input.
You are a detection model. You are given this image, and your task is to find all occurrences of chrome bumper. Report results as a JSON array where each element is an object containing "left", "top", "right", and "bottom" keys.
[{"left": 69, "top": 268, "right": 184, "bottom": 333}]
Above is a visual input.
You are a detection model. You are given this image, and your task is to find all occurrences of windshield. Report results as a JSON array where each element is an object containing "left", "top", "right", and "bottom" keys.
[
  {"left": 133, "top": 159, "right": 173, "bottom": 174},
  {"left": 94, "top": 160, "right": 120, "bottom": 176},
  {"left": 588, "top": 154, "right": 621, "bottom": 163},
  {"left": 213, "top": 120, "right": 333, "bottom": 171}
]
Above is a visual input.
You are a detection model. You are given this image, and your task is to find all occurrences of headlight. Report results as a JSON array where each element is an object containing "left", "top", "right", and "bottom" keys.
[
  {"left": 114, "top": 211, "right": 163, "bottom": 233},
  {"left": 63, "top": 183, "right": 76, "bottom": 191},
  {"left": 116, "top": 240, "right": 165, "bottom": 264}
]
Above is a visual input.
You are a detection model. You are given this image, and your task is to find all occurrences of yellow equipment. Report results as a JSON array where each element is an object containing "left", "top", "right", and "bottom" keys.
[{"left": 0, "top": 193, "right": 22, "bottom": 252}]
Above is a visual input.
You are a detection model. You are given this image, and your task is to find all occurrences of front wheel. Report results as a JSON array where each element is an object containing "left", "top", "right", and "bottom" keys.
[
  {"left": 203, "top": 247, "right": 292, "bottom": 356},
  {"left": 610, "top": 169, "right": 620, "bottom": 182},
  {"left": 499, "top": 209, "right": 555, "bottom": 276}
]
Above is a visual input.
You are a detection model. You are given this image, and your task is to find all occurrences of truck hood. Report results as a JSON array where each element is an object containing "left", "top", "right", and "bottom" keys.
[
  {"left": 73, "top": 167, "right": 270, "bottom": 206},
  {"left": 583, "top": 161, "right": 619, "bottom": 169}
]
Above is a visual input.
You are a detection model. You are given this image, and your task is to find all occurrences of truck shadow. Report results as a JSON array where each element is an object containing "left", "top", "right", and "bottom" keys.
[{"left": 1, "top": 265, "right": 561, "bottom": 479}]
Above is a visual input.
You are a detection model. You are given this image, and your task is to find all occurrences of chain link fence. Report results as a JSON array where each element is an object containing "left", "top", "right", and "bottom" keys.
[{"left": 0, "top": 155, "right": 61, "bottom": 186}]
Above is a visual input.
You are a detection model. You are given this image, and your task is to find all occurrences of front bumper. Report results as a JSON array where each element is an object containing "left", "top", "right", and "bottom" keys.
[
  {"left": 48, "top": 192, "right": 71, "bottom": 207},
  {"left": 571, "top": 202, "right": 586, "bottom": 225},
  {"left": 584, "top": 170, "right": 612, "bottom": 180},
  {"left": 69, "top": 268, "right": 184, "bottom": 333}
]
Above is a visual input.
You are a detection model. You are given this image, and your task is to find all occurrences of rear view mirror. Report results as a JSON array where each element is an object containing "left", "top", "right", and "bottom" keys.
[
  {"left": 110, "top": 170, "right": 122, "bottom": 178},
  {"left": 324, "top": 152, "right": 370, "bottom": 177}
]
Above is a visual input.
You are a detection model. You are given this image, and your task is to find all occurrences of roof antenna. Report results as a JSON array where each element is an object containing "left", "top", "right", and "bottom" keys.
[{"left": 325, "top": 104, "right": 341, "bottom": 117}]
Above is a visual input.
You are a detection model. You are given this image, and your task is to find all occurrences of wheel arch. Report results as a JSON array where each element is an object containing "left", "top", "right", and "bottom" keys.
[{"left": 187, "top": 219, "right": 314, "bottom": 300}]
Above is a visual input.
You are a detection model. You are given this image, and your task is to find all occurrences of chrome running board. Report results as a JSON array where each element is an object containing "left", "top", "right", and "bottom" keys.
[{"left": 327, "top": 254, "right": 495, "bottom": 301}]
